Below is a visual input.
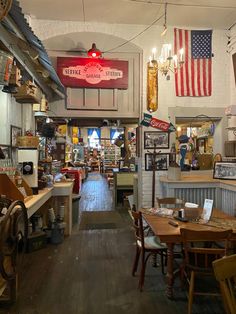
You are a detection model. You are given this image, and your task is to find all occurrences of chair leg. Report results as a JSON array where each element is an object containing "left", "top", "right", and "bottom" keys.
[
  {"left": 132, "top": 246, "right": 140, "bottom": 276},
  {"left": 152, "top": 253, "right": 158, "bottom": 268},
  {"left": 139, "top": 251, "right": 146, "bottom": 291},
  {"left": 160, "top": 251, "right": 166, "bottom": 275},
  {"left": 180, "top": 265, "right": 186, "bottom": 289},
  {"left": 188, "top": 271, "right": 195, "bottom": 314}
]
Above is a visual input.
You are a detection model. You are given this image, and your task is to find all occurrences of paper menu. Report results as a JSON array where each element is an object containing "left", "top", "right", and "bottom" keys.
[{"left": 201, "top": 199, "right": 213, "bottom": 222}]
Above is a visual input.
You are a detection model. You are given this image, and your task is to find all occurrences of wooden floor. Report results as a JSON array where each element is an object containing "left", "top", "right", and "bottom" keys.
[
  {"left": 79, "top": 172, "right": 113, "bottom": 211},
  {"left": 0, "top": 173, "right": 225, "bottom": 314}
]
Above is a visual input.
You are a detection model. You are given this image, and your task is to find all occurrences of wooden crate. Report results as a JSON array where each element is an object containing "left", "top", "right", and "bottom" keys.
[
  {"left": 14, "top": 80, "right": 42, "bottom": 104},
  {"left": 17, "top": 136, "right": 39, "bottom": 148}
]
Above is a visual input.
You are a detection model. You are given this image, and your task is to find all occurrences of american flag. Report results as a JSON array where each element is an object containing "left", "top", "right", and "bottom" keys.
[{"left": 174, "top": 28, "right": 212, "bottom": 97}]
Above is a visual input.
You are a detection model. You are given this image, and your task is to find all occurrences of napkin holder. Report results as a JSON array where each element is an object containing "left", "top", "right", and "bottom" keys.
[{"left": 184, "top": 203, "right": 200, "bottom": 220}]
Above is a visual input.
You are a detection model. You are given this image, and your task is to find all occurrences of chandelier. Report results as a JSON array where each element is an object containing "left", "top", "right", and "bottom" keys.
[{"left": 149, "top": 45, "right": 184, "bottom": 79}]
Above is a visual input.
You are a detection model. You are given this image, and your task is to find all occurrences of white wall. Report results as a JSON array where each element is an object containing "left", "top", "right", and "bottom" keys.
[
  {"left": 0, "top": 87, "right": 35, "bottom": 165},
  {"left": 30, "top": 19, "right": 232, "bottom": 207},
  {"left": 0, "top": 89, "right": 22, "bottom": 145}
]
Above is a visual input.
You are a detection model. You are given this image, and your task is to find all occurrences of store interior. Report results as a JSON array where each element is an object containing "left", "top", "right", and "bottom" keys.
[{"left": 34, "top": 116, "right": 138, "bottom": 198}]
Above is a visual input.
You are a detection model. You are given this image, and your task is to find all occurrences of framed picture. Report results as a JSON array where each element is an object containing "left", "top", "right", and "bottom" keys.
[
  {"left": 144, "top": 131, "right": 169, "bottom": 149},
  {"left": 0, "top": 145, "right": 11, "bottom": 159},
  {"left": 213, "top": 162, "right": 236, "bottom": 180},
  {"left": 11, "top": 125, "right": 22, "bottom": 148},
  {"left": 145, "top": 153, "right": 169, "bottom": 171}
]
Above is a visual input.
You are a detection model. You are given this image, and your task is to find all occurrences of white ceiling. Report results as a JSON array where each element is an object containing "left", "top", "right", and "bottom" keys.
[{"left": 18, "top": 0, "right": 236, "bottom": 30}]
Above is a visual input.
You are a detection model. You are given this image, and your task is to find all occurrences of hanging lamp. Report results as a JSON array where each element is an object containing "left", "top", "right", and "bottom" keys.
[{"left": 87, "top": 43, "right": 102, "bottom": 58}]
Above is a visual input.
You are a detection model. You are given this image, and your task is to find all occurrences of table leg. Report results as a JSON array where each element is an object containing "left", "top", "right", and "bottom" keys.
[{"left": 166, "top": 242, "right": 174, "bottom": 299}]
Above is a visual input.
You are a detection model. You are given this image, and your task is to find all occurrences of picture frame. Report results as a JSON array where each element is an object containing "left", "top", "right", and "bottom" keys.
[
  {"left": 213, "top": 161, "right": 236, "bottom": 180},
  {"left": 11, "top": 125, "right": 22, "bottom": 148},
  {"left": 145, "top": 153, "right": 169, "bottom": 171},
  {"left": 144, "top": 131, "right": 169, "bottom": 149},
  {"left": 0, "top": 145, "right": 11, "bottom": 159}
]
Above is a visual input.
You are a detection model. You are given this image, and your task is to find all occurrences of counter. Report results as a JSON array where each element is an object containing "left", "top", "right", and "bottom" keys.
[
  {"left": 113, "top": 170, "right": 137, "bottom": 207},
  {"left": 25, "top": 182, "right": 74, "bottom": 235},
  {"left": 160, "top": 172, "right": 236, "bottom": 216}
]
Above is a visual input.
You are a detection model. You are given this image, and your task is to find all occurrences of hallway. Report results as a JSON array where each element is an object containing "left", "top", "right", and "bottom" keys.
[
  {"left": 79, "top": 173, "right": 113, "bottom": 212},
  {"left": 1, "top": 174, "right": 225, "bottom": 314}
]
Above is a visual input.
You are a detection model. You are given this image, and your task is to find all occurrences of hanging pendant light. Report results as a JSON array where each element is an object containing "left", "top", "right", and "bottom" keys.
[{"left": 87, "top": 43, "right": 102, "bottom": 58}]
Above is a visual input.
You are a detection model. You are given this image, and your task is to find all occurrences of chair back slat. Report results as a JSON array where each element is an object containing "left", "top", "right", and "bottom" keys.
[
  {"left": 213, "top": 254, "right": 236, "bottom": 314},
  {"left": 156, "top": 197, "right": 184, "bottom": 209},
  {"left": 131, "top": 210, "right": 144, "bottom": 247},
  {"left": 181, "top": 228, "right": 232, "bottom": 271}
]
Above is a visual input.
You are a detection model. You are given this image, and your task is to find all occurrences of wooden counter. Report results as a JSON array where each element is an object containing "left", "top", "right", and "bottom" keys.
[
  {"left": 52, "top": 182, "right": 73, "bottom": 235},
  {"left": 113, "top": 171, "right": 137, "bottom": 207},
  {"left": 25, "top": 182, "right": 74, "bottom": 236},
  {"left": 159, "top": 173, "right": 236, "bottom": 216}
]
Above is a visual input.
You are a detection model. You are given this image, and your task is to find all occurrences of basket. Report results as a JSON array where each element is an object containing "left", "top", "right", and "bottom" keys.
[{"left": 17, "top": 136, "right": 39, "bottom": 148}]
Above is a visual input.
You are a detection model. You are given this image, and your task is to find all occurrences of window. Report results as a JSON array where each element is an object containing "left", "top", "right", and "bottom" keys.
[
  {"left": 110, "top": 128, "right": 123, "bottom": 144},
  {"left": 88, "top": 129, "right": 100, "bottom": 148}
]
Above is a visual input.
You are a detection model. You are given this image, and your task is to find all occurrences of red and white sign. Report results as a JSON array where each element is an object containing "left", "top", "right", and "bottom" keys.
[
  {"left": 57, "top": 57, "right": 128, "bottom": 89},
  {"left": 150, "top": 117, "right": 170, "bottom": 131}
]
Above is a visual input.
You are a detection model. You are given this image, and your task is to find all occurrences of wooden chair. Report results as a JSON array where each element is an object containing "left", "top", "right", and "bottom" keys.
[
  {"left": 156, "top": 197, "right": 184, "bottom": 209},
  {"left": 180, "top": 228, "right": 232, "bottom": 314},
  {"left": 213, "top": 254, "right": 236, "bottom": 314},
  {"left": 131, "top": 210, "right": 167, "bottom": 291},
  {"left": 0, "top": 199, "right": 28, "bottom": 304}
]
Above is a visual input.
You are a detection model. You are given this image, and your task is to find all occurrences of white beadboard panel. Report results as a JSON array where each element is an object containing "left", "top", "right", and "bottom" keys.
[
  {"left": 0, "top": 93, "right": 22, "bottom": 145},
  {"left": 220, "top": 188, "right": 236, "bottom": 216},
  {"left": 99, "top": 89, "right": 117, "bottom": 110},
  {"left": 66, "top": 88, "right": 84, "bottom": 109},
  {"left": 66, "top": 88, "right": 118, "bottom": 111},
  {"left": 84, "top": 89, "right": 99, "bottom": 109},
  {"left": 141, "top": 170, "right": 166, "bottom": 207}
]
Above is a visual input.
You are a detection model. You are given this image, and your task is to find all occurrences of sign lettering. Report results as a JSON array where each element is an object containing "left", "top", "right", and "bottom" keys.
[{"left": 57, "top": 57, "right": 128, "bottom": 89}]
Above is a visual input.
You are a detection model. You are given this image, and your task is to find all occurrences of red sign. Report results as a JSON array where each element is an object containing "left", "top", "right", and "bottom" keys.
[
  {"left": 150, "top": 117, "right": 170, "bottom": 131},
  {"left": 57, "top": 57, "right": 128, "bottom": 89}
]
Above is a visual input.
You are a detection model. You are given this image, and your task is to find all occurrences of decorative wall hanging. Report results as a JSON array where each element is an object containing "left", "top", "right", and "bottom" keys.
[
  {"left": 174, "top": 28, "right": 212, "bottom": 97},
  {"left": 213, "top": 162, "right": 236, "bottom": 180},
  {"left": 147, "top": 60, "right": 158, "bottom": 113},
  {"left": 10, "top": 125, "right": 22, "bottom": 148},
  {"left": 57, "top": 57, "right": 128, "bottom": 89},
  {"left": 144, "top": 131, "right": 169, "bottom": 149},
  {"left": 140, "top": 113, "right": 176, "bottom": 132},
  {"left": 145, "top": 153, "right": 169, "bottom": 171}
]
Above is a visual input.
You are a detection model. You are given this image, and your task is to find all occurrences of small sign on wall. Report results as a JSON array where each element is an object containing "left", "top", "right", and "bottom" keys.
[{"left": 57, "top": 57, "right": 128, "bottom": 89}]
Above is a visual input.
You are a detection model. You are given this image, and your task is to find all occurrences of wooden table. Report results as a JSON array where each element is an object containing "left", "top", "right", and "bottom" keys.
[{"left": 142, "top": 209, "right": 236, "bottom": 299}]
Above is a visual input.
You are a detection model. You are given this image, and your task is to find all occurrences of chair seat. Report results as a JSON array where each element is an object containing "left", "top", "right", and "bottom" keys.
[{"left": 137, "top": 236, "right": 167, "bottom": 250}]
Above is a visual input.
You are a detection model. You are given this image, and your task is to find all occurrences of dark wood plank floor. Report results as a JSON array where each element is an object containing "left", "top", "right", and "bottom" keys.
[
  {"left": 0, "top": 174, "right": 225, "bottom": 314},
  {"left": 79, "top": 173, "right": 113, "bottom": 211}
]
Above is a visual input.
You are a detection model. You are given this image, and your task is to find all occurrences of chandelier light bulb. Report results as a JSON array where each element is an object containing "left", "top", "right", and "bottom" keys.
[
  {"left": 173, "top": 55, "right": 178, "bottom": 68},
  {"left": 152, "top": 47, "right": 157, "bottom": 60}
]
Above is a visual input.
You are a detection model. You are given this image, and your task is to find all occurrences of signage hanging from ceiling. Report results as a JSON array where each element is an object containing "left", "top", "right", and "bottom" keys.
[{"left": 57, "top": 57, "right": 128, "bottom": 89}]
